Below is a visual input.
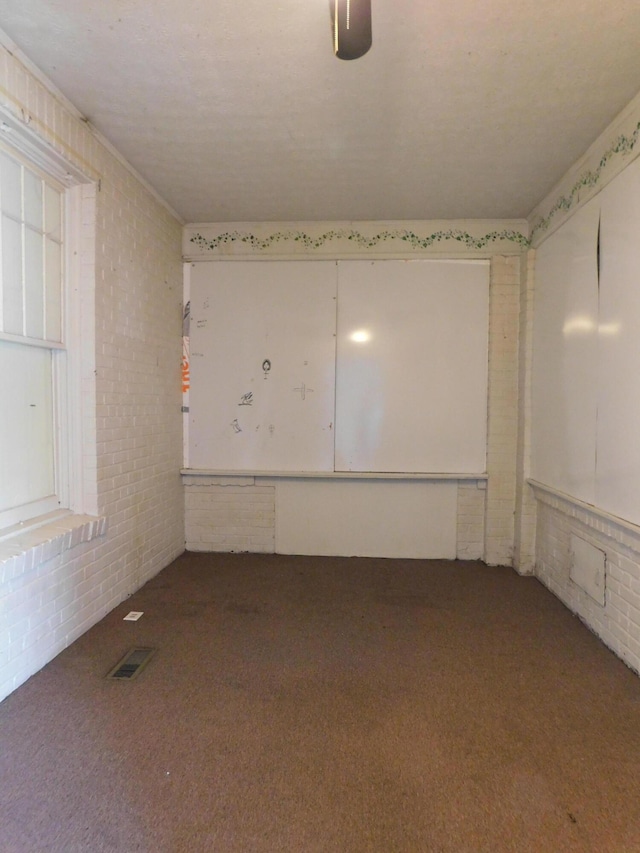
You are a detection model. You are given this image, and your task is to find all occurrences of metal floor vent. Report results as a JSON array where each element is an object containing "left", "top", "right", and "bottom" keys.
[{"left": 106, "top": 647, "right": 157, "bottom": 680}]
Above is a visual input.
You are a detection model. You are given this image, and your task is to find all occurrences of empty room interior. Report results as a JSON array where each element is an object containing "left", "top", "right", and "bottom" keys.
[{"left": 2, "top": 1, "right": 640, "bottom": 850}]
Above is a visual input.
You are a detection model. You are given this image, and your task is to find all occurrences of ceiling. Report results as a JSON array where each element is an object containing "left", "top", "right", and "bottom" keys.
[{"left": 1, "top": 1, "right": 640, "bottom": 224}]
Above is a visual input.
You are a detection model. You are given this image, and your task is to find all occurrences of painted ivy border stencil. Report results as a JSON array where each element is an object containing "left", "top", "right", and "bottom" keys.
[
  {"left": 530, "top": 120, "right": 640, "bottom": 244},
  {"left": 190, "top": 227, "right": 531, "bottom": 253},
  {"left": 189, "top": 112, "right": 640, "bottom": 257}
]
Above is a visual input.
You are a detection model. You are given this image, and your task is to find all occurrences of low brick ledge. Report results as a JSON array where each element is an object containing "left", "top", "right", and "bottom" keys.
[
  {"left": 0, "top": 512, "right": 108, "bottom": 584},
  {"left": 529, "top": 480, "right": 640, "bottom": 545}
]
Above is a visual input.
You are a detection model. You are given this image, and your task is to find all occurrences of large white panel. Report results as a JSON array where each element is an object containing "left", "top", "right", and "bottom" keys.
[
  {"left": 0, "top": 340, "right": 54, "bottom": 512},
  {"left": 335, "top": 260, "right": 489, "bottom": 473},
  {"left": 189, "top": 261, "right": 337, "bottom": 472},
  {"left": 531, "top": 197, "right": 600, "bottom": 503},
  {"left": 275, "top": 478, "right": 457, "bottom": 558},
  {"left": 596, "top": 156, "right": 640, "bottom": 525}
]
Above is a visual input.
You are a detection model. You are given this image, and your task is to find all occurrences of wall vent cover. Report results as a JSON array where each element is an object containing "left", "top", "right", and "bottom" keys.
[
  {"left": 106, "top": 647, "right": 157, "bottom": 680},
  {"left": 569, "top": 534, "right": 606, "bottom": 606}
]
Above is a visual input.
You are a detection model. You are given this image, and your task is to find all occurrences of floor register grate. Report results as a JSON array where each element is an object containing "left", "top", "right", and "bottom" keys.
[{"left": 106, "top": 647, "right": 157, "bottom": 680}]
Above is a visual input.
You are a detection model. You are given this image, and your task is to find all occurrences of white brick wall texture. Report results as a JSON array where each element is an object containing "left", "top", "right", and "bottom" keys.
[
  {"left": 513, "top": 249, "right": 537, "bottom": 574},
  {"left": 456, "top": 482, "right": 486, "bottom": 560},
  {"left": 184, "top": 478, "right": 275, "bottom": 553},
  {"left": 0, "top": 47, "right": 185, "bottom": 703},
  {"left": 484, "top": 256, "right": 520, "bottom": 566},
  {"left": 534, "top": 485, "right": 640, "bottom": 675}
]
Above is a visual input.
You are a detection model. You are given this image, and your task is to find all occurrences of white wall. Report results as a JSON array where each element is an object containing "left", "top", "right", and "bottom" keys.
[
  {"left": 183, "top": 249, "right": 522, "bottom": 566},
  {"left": 4, "top": 28, "right": 640, "bottom": 699},
  {"left": 0, "top": 46, "right": 185, "bottom": 702},
  {"left": 527, "top": 90, "right": 640, "bottom": 674}
]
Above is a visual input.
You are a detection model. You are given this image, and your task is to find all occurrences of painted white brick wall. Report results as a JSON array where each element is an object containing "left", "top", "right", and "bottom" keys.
[
  {"left": 184, "top": 477, "right": 275, "bottom": 553},
  {"left": 456, "top": 482, "right": 486, "bottom": 560},
  {"left": 513, "top": 250, "right": 537, "bottom": 574},
  {"left": 484, "top": 256, "right": 520, "bottom": 566},
  {"left": 527, "top": 95, "right": 640, "bottom": 675},
  {"left": 0, "top": 47, "right": 185, "bottom": 702},
  {"left": 534, "top": 485, "right": 640, "bottom": 675}
]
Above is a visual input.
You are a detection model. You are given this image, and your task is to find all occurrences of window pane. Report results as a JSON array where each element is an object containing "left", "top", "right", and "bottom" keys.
[
  {"left": 24, "top": 226, "right": 44, "bottom": 339},
  {"left": 0, "top": 152, "right": 22, "bottom": 219},
  {"left": 45, "top": 238, "right": 62, "bottom": 342},
  {"left": 23, "top": 169, "right": 43, "bottom": 230},
  {"left": 44, "top": 183, "right": 62, "bottom": 242},
  {"left": 1, "top": 214, "right": 23, "bottom": 335},
  {"left": 0, "top": 340, "right": 55, "bottom": 513}
]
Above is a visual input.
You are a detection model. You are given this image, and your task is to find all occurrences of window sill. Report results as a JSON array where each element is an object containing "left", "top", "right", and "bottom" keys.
[{"left": 0, "top": 510, "right": 108, "bottom": 585}]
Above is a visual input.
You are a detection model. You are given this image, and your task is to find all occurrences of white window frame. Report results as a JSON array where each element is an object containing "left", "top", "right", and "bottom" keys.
[{"left": 0, "top": 108, "right": 95, "bottom": 535}]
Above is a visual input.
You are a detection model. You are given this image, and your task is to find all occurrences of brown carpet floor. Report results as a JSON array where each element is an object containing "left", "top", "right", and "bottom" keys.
[{"left": 1, "top": 552, "right": 640, "bottom": 852}]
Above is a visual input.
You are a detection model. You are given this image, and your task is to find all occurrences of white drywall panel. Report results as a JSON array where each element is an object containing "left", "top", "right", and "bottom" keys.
[
  {"left": 531, "top": 196, "right": 600, "bottom": 504},
  {"left": 595, "top": 156, "right": 640, "bottom": 525},
  {"left": 275, "top": 478, "right": 457, "bottom": 558},
  {"left": 334, "top": 259, "right": 489, "bottom": 473}
]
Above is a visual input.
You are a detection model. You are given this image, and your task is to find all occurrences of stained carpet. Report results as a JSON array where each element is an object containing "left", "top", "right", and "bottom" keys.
[{"left": 1, "top": 552, "right": 640, "bottom": 852}]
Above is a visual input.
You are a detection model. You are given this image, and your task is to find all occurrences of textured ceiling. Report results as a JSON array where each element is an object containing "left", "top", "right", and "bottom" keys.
[{"left": 1, "top": 1, "right": 640, "bottom": 224}]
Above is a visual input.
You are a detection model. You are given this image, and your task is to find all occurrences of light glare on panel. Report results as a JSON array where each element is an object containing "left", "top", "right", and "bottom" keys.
[
  {"left": 563, "top": 316, "right": 622, "bottom": 337},
  {"left": 350, "top": 329, "right": 371, "bottom": 343},
  {"left": 563, "top": 316, "right": 595, "bottom": 336},
  {"left": 598, "top": 322, "right": 621, "bottom": 337}
]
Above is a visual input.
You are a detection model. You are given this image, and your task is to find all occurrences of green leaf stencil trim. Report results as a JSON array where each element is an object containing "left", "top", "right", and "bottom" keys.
[
  {"left": 189, "top": 119, "right": 640, "bottom": 254},
  {"left": 190, "top": 227, "right": 530, "bottom": 253},
  {"left": 530, "top": 120, "right": 640, "bottom": 242}
]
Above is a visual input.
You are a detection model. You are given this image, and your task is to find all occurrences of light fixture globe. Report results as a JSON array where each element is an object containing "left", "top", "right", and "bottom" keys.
[{"left": 332, "top": 0, "right": 372, "bottom": 60}]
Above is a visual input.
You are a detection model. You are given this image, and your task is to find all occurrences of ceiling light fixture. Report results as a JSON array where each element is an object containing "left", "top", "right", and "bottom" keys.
[{"left": 332, "top": 0, "right": 372, "bottom": 61}]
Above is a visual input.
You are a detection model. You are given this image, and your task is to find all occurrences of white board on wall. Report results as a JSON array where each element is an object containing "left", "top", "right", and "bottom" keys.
[
  {"left": 531, "top": 196, "right": 600, "bottom": 504},
  {"left": 188, "top": 258, "right": 490, "bottom": 475},
  {"left": 531, "top": 155, "right": 640, "bottom": 528},
  {"left": 334, "top": 260, "right": 489, "bottom": 473},
  {"left": 188, "top": 261, "right": 337, "bottom": 471},
  {"left": 596, "top": 156, "right": 640, "bottom": 525}
]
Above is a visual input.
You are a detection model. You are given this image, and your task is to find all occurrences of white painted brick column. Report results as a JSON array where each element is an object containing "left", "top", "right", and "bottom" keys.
[
  {"left": 484, "top": 256, "right": 520, "bottom": 566},
  {"left": 184, "top": 476, "right": 275, "bottom": 553},
  {"left": 514, "top": 249, "right": 537, "bottom": 574},
  {"left": 456, "top": 481, "right": 486, "bottom": 560}
]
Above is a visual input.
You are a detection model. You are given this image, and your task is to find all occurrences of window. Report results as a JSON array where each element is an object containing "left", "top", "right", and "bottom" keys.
[{"left": 0, "top": 115, "right": 91, "bottom": 534}]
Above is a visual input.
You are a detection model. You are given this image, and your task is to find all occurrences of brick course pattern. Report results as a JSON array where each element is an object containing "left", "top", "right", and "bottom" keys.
[
  {"left": 185, "top": 478, "right": 275, "bottom": 554},
  {"left": 534, "top": 484, "right": 640, "bottom": 675},
  {"left": 0, "top": 47, "right": 184, "bottom": 702},
  {"left": 484, "top": 256, "right": 520, "bottom": 566},
  {"left": 513, "top": 250, "right": 537, "bottom": 574}
]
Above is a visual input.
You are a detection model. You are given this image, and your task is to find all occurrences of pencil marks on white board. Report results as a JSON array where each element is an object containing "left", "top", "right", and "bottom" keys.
[
  {"left": 292, "top": 382, "right": 313, "bottom": 400},
  {"left": 188, "top": 261, "right": 337, "bottom": 471},
  {"left": 188, "top": 258, "right": 491, "bottom": 475}
]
